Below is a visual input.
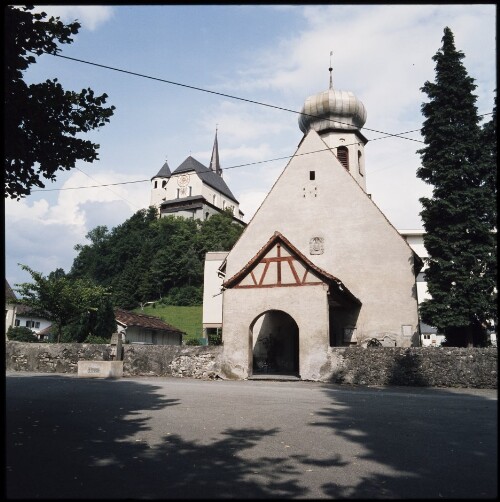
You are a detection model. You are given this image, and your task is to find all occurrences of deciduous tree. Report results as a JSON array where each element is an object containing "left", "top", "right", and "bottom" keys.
[
  {"left": 5, "top": 5, "right": 115, "bottom": 199},
  {"left": 15, "top": 264, "right": 112, "bottom": 343}
]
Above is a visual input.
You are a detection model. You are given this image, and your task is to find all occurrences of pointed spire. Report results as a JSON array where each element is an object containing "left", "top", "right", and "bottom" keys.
[
  {"left": 209, "top": 126, "right": 222, "bottom": 176},
  {"left": 329, "top": 51, "right": 333, "bottom": 90}
]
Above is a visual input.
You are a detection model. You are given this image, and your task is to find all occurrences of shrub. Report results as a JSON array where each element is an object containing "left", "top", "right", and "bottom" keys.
[
  {"left": 163, "top": 286, "right": 202, "bottom": 306},
  {"left": 7, "top": 326, "right": 38, "bottom": 343},
  {"left": 185, "top": 338, "right": 202, "bottom": 346},
  {"left": 83, "top": 335, "right": 110, "bottom": 344}
]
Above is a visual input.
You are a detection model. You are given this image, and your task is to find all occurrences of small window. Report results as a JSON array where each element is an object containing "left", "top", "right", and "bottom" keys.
[
  {"left": 154, "top": 181, "right": 158, "bottom": 189},
  {"left": 189, "top": 186, "right": 192, "bottom": 196},
  {"left": 15, "top": 319, "right": 20, "bottom": 327},
  {"left": 25, "top": 321, "right": 31, "bottom": 327},
  {"left": 205, "top": 212, "right": 209, "bottom": 220},
  {"left": 424, "top": 334, "right": 430, "bottom": 340},
  {"left": 337, "top": 146, "right": 349, "bottom": 170},
  {"left": 358, "top": 151, "right": 363, "bottom": 176},
  {"left": 213, "top": 194, "right": 216, "bottom": 204},
  {"left": 176, "top": 188, "right": 180, "bottom": 198},
  {"left": 162, "top": 180, "right": 167, "bottom": 188},
  {"left": 35, "top": 321, "right": 40, "bottom": 329},
  {"left": 309, "top": 171, "right": 315, "bottom": 181},
  {"left": 222, "top": 200, "right": 226, "bottom": 209}
]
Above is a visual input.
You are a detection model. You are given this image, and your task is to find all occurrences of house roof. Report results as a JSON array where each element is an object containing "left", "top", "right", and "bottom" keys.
[
  {"left": 114, "top": 308, "right": 184, "bottom": 334},
  {"left": 5, "top": 279, "right": 16, "bottom": 302},
  {"left": 37, "top": 324, "right": 54, "bottom": 336},
  {"left": 223, "top": 231, "right": 361, "bottom": 305},
  {"left": 172, "top": 156, "right": 238, "bottom": 204},
  {"left": 15, "top": 303, "right": 52, "bottom": 319}
]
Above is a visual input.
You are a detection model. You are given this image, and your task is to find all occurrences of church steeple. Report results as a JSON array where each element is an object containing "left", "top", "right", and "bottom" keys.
[{"left": 209, "top": 127, "right": 222, "bottom": 177}]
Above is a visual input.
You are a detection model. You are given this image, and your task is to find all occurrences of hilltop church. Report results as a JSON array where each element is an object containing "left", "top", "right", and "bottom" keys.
[
  {"left": 205, "top": 69, "right": 423, "bottom": 381},
  {"left": 149, "top": 130, "right": 245, "bottom": 224}
]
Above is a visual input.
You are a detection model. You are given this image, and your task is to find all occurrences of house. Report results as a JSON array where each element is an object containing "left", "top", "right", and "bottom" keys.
[
  {"left": 10, "top": 302, "right": 53, "bottom": 341},
  {"left": 5, "top": 279, "right": 17, "bottom": 338},
  {"left": 150, "top": 130, "right": 245, "bottom": 224},
  {"left": 202, "top": 251, "right": 228, "bottom": 340},
  {"left": 207, "top": 68, "right": 424, "bottom": 381},
  {"left": 114, "top": 308, "right": 184, "bottom": 345}
]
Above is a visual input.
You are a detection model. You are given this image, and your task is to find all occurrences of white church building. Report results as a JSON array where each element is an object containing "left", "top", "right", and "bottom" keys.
[
  {"left": 204, "top": 69, "right": 425, "bottom": 381},
  {"left": 150, "top": 131, "right": 245, "bottom": 224}
]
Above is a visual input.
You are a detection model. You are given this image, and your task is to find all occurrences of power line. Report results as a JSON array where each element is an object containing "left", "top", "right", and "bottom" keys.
[
  {"left": 32, "top": 179, "right": 149, "bottom": 192},
  {"left": 46, "top": 51, "right": 425, "bottom": 144}
]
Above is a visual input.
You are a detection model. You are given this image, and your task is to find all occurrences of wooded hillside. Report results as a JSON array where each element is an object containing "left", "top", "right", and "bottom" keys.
[{"left": 69, "top": 207, "right": 244, "bottom": 309}]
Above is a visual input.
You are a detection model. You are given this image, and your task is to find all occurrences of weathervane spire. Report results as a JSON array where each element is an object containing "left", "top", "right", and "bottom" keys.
[{"left": 329, "top": 51, "right": 333, "bottom": 90}]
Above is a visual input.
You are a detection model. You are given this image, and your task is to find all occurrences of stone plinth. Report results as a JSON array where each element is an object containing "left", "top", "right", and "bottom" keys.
[{"left": 78, "top": 360, "right": 123, "bottom": 378}]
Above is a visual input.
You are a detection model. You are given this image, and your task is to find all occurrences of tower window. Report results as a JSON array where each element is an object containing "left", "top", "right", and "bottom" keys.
[
  {"left": 337, "top": 146, "right": 349, "bottom": 170},
  {"left": 358, "top": 151, "right": 363, "bottom": 176},
  {"left": 162, "top": 180, "right": 167, "bottom": 188},
  {"left": 154, "top": 181, "right": 158, "bottom": 189},
  {"left": 309, "top": 171, "right": 315, "bottom": 181}
]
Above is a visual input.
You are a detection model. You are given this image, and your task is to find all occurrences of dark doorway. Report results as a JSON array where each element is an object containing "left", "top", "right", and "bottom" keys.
[{"left": 251, "top": 310, "right": 299, "bottom": 375}]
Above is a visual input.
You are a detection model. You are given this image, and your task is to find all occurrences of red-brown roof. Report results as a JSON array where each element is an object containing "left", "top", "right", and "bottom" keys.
[
  {"left": 114, "top": 308, "right": 184, "bottom": 334},
  {"left": 5, "top": 279, "right": 17, "bottom": 302}
]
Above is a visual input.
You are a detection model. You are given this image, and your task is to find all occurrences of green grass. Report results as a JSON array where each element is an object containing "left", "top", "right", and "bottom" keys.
[{"left": 135, "top": 305, "right": 203, "bottom": 341}]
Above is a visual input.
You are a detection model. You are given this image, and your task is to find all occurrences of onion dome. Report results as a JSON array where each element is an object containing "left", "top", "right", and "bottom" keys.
[{"left": 298, "top": 81, "right": 367, "bottom": 134}]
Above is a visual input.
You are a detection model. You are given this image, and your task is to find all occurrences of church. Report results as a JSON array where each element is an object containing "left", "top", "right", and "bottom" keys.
[
  {"left": 209, "top": 69, "right": 423, "bottom": 381},
  {"left": 150, "top": 130, "right": 245, "bottom": 224}
]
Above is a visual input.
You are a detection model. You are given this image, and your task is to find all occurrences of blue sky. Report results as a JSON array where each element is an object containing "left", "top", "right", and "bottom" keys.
[{"left": 5, "top": 4, "right": 496, "bottom": 287}]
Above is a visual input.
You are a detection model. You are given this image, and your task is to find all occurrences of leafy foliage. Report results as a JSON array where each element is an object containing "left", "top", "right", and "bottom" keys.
[
  {"left": 416, "top": 27, "right": 497, "bottom": 346},
  {"left": 7, "top": 326, "right": 38, "bottom": 343},
  {"left": 15, "top": 265, "right": 113, "bottom": 343},
  {"left": 4, "top": 5, "right": 115, "bottom": 199},
  {"left": 70, "top": 209, "right": 244, "bottom": 309}
]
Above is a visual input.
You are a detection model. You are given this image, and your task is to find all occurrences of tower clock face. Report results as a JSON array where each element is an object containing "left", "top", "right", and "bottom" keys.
[{"left": 177, "top": 174, "right": 190, "bottom": 187}]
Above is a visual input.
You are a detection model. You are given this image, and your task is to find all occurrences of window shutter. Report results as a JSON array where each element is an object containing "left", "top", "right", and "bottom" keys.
[{"left": 337, "top": 147, "right": 349, "bottom": 170}]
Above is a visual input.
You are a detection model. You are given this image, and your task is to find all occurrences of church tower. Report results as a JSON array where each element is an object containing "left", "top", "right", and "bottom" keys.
[
  {"left": 150, "top": 160, "right": 171, "bottom": 208},
  {"left": 209, "top": 128, "right": 223, "bottom": 177},
  {"left": 298, "top": 65, "right": 368, "bottom": 191}
]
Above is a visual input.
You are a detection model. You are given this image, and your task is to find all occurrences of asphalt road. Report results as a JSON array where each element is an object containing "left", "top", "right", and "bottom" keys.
[{"left": 5, "top": 372, "right": 498, "bottom": 499}]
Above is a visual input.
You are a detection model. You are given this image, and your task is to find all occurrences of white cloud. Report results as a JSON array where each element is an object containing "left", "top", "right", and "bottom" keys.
[
  {"left": 32, "top": 5, "right": 114, "bottom": 31},
  {"left": 5, "top": 168, "right": 148, "bottom": 286}
]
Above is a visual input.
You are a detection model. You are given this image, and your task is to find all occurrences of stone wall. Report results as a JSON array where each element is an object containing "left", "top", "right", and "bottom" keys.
[
  {"left": 5, "top": 342, "right": 223, "bottom": 380},
  {"left": 5, "top": 342, "right": 497, "bottom": 388},
  {"left": 325, "top": 347, "right": 497, "bottom": 388}
]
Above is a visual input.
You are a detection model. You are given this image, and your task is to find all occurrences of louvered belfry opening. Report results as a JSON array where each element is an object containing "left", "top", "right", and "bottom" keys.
[{"left": 337, "top": 146, "right": 349, "bottom": 170}]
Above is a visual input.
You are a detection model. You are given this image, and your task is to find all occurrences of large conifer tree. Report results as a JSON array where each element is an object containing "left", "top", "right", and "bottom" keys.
[{"left": 417, "top": 27, "right": 497, "bottom": 347}]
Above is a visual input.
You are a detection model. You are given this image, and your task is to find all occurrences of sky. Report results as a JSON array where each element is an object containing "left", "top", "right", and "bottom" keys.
[{"left": 5, "top": 4, "right": 497, "bottom": 288}]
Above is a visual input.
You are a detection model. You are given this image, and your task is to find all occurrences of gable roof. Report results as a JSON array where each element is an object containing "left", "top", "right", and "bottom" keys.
[
  {"left": 114, "top": 308, "right": 184, "bottom": 334},
  {"left": 223, "top": 231, "right": 361, "bottom": 305},
  {"left": 5, "top": 279, "right": 16, "bottom": 302},
  {"left": 172, "top": 156, "right": 238, "bottom": 204}
]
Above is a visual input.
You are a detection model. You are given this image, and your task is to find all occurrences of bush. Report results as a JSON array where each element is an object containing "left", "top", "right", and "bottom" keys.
[
  {"left": 83, "top": 335, "right": 110, "bottom": 344},
  {"left": 7, "top": 326, "right": 38, "bottom": 342},
  {"left": 185, "top": 338, "right": 202, "bottom": 346},
  {"left": 162, "top": 286, "right": 202, "bottom": 306}
]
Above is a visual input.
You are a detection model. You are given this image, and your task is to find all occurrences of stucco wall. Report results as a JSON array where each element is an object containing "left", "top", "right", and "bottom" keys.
[
  {"left": 5, "top": 342, "right": 496, "bottom": 388},
  {"left": 222, "top": 284, "right": 330, "bottom": 380},
  {"left": 223, "top": 131, "right": 420, "bottom": 348}
]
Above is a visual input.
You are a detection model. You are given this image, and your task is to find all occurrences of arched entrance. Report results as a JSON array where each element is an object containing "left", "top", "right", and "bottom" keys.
[{"left": 251, "top": 310, "right": 299, "bottom": 376}]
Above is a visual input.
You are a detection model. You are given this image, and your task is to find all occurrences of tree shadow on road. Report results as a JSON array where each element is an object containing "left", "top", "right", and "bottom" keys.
[
  {"left": 5, "top": 375, "right": 310, "bottom": 499},
  {"left": 315, "top": 384, "right": 497, "bottom": 499}
]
